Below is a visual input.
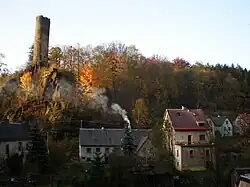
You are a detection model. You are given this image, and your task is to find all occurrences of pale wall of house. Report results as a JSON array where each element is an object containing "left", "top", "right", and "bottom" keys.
[
  {"left": 174, "top": 131, "right": 211, "bottom": 144},
  {"left": 137, "top": 139, "right": 154, "bottom": 158},
  {"left": 180, "top": 146, "right": 215, "bottom": 171},
  {"left": 221, "top": 119, "right": 233, "bottom": 137},
  {"left": 174, "top": 145, "right": 182, "bottom": 170},
  {"left": 0, "top": 140, "right": 29, "bottom": 162},
  {"left": 79, "top": 146, "right": 114, "bottom": 162},
  {"left": 239, "top": 180, "right": 250, "bottom": 187}
]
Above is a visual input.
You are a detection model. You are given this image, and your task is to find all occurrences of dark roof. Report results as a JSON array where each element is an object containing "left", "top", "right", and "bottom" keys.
[
  {"left": 240, "top": 174, "right": 250, "bottom": 184},
  {"left": 233, "top": 168, "right": 250, "bottom": 175},
  {"left": 0, "top": 122, "right": 29, "bottom": 141},
  {"left": 136, "top": 136, "right": 149, "bottom": 152},
  {"left": 211, "top": 116, "right": 228, "bottom": 127},
  {"left": 79, "top": 128, "right": 152, "bottom": 146},
  {"left": 167, "top": 109, "right": 209, "bottom": 130},
  {"left": 82, "top": 120, "right": 124, "bottom": 129},
  {"left": 231, "top": 168, "right": 250, "bottom": 186}
]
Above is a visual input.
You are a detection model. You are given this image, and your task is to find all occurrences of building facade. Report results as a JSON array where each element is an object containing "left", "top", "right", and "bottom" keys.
[
  {"left": 79, "top": 128, "right": 152, "bottom": 162},
  {"left": 0, "top": 122, "right": 29, "bottom": 162},
  {"left": 163, "top": 107, "right": 215, "bottom": 171},
  {"left": 207, "top": 116, "right": 233, "bottom": 137}
]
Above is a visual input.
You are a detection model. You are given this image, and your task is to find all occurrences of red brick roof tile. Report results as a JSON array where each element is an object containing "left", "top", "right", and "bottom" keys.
[
  {"left": 238, "top": 114, "right": 250, "bottom": 124},
  {"left": 167, "top": 109, "right": 210, "bottom": 130}
]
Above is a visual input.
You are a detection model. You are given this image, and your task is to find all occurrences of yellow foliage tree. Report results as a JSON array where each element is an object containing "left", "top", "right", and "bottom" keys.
[
  {"left": 79, "top": 63, "right": 95, "bottom": 94},
  {"left": 20, "top": 72, "right": 32, "bottom": 91},
  {"left": 19, "top": 72, "right": 33, "bottom": 102},
  {"left": 132, "top": 98, "right": 149, "bottom": 128}
]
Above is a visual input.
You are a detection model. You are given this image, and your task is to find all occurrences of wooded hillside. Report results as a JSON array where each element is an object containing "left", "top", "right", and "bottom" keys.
[{"left": 0, "top": 42, "right": 249, "bottom": 128}]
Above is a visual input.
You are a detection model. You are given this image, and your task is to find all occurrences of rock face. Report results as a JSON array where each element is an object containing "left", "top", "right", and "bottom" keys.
[
  {"left": 52, "top": 77, "right": 75, "bottom": 102},
  {"left": 1, "top": 78, "right": 19, "bottom": 95}
]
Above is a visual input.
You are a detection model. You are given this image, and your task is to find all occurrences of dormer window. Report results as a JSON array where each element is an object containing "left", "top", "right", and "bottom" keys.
[{"left": 197, "top": 121, "right": 205, "bottom": 127}]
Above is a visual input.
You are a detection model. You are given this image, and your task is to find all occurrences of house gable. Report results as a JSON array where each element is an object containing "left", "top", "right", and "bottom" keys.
[
  {"left": 79, "top": 128, "right": 153, "bottom": 161},
  {"left": 221, "top": 118, "right": 233, "bottom": 136},
  {"left": 136, "top": 136, "right": 155, "bottom": 158},
  {"left": 211, "top": 116, "right": 227, "bottom": 127}
]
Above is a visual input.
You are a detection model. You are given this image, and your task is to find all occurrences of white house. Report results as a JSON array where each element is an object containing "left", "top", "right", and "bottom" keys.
[
  {"left": 0, "top": 121, "right": 29, "bottom": 162},
  {"left": 79, "top": 128, "right": 152, "bottom": 162},
  {"left": 208, "top": 116, "right": 233, "bottom": 137}
]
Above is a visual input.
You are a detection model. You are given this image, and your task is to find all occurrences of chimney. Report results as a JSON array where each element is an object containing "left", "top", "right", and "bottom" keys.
[{"left": 33, "top": 15, "right": 50, "bottom": 69}]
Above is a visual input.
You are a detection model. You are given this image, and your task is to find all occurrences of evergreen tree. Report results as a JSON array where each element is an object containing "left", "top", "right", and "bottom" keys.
[
  {"left": 6, "top": 153, "right": 24, "bottom": 176},
  {"left": 89, "top": 152, "right": 105, "bottom": 186},
  {"left": 121, "top": 127, "right": 136, "bottom": 156},
  {"left": 27, "top": 120, "right": 49, "bottom": 173}
]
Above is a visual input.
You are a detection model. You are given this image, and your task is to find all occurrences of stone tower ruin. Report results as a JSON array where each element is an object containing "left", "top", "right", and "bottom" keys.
[{"left": 32, "top": 15, "right": 50, "bottom": 68}]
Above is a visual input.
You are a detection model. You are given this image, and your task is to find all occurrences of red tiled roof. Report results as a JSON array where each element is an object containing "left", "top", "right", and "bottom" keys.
[
  {"left": 167, "top": 109, "right": 210, "bottom": 130},
  {"left": 238, "top": 114, "right": 250, "bottom": 124}
]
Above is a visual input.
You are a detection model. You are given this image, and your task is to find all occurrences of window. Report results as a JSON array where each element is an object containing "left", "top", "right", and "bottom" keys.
[
  {"left": 206, "top": 150, "right": 210, "bottom": 157},
  {"left": 18, "top": 142, "right": 22, "bottom": 151},
  {"left": 176, "top": 162, "right": 179, "bottom": 166},
  {"left": 86, "top": 148, "right": 91, "bottom": 153},
  {"left": 225, "top": 120, "right": 228, "bottom": 124},
  {"left": 228, "top": 127, "right": 231, "bottom": 131},
  {"left": 86, "top": 158, "right": 91, "bottom": 162},
  {"left": 5, "top": 144, "right": 9, "bottom": 155},
  {"left": 189, "top": 150, "right": 194, "bottom": 158},
  {"left": 105, "top": 148, "right": 110, "bottom": 153},
  {"left": 199, "top": 134, "right": 205, "bottom": 141},
  {"left": 176, "top": 150, "right": 179, "bottom": 157},
  {"left": 198, "top": 122, "right": 205, "bottom": 127},
  {"left": 188, "top": 135, "right": 192, "bottom": 144},
  {"left": 96, "top": 148, "right": 100, "bottom": 152},
  {"left": 224, "top": 127, "right": 227, "bottom": 131}
]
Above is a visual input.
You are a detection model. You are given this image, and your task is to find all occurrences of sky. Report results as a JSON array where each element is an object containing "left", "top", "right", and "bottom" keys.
[{"left": 0, "top": 0, "right": 250, "bottom": 71}]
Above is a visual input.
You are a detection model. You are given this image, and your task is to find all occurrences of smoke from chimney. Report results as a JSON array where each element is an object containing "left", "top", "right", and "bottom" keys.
[{"left": 87, "top": 87, "right": 130, "bottom": 127}]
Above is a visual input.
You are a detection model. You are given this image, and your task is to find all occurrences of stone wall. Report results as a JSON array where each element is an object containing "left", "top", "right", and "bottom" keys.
[{"left": 33, "top": 15, "right": 50, "bottom": 68}]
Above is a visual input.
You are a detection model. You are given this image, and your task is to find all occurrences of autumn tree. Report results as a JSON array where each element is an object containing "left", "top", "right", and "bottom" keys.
[
  {"left": 132, "top": 98, "right": 149, "bottom": 128},
  {"left": 49, "top": 46, "right": 63, "bottom": 67},
  {"left": 93, "top": 50, "right": 127, "bottom": 100},
  {"left": 172, "top": 57, "right": 190, "bottom": 69}
]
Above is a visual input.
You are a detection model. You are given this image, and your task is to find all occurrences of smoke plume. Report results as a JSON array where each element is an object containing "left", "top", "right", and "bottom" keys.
[
  {"left": 110, "top": 103, "right": 131, "bottom": 128},
  {"left": 87, "top": 87, "right": 108, "bottom": 111},
  {"left": 88, "top": 87, "right": 130, "bottom": 127}
]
